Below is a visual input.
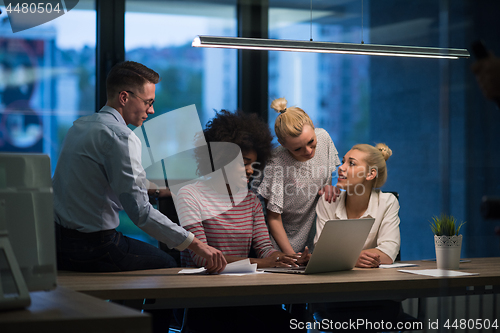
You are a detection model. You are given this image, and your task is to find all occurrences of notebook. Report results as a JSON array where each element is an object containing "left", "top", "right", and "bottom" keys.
[{"left": 260, "top": 218, "right": 375, "bottom": 274}]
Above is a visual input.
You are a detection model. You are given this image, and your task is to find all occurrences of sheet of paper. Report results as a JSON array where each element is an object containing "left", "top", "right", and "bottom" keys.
[
  {"left": 178, "top": 267, "right": 207, "bottom": 274},
  {"left": 379, "top": 263, "right": 419, "bottom": 269},
  {"left": 222, "top": 258, "right": 257, "bottom": 274},
  {"left": 178, "top": 259, "right": 259, "bottom": 275},
  {"left": 398, "top": 269, "right": 479, "bottom": 277}
]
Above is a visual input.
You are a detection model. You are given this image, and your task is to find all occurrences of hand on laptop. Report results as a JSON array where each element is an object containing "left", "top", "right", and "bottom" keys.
[
  {"left": 355, "top": 250, "right": 381, "bottom": 268},
  {"left": 259, "top": 252, "right": 298, "bottom": 268},
  {"left": 296, "top": 246, "right": 312, "bottom": 266}
]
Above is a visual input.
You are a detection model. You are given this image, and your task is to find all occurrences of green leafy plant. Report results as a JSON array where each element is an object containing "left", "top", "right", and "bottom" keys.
[{"left": 430, "top": 214, "right": 466, "bottom": 236}]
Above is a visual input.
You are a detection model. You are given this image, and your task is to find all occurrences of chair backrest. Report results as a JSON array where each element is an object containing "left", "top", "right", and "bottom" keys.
[{"left": 384, "top": 191, "right": 400, "bottom": 261}]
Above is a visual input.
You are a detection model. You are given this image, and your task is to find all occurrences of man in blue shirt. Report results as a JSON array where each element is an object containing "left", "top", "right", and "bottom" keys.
[{"left": 53, "top": 61, "right": 226, "bottom": 274}]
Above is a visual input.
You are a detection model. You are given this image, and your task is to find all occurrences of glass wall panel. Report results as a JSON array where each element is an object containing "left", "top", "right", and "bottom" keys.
[
  {"left": 125, "top": 1, "right": 237, "bottom": 127},
  {"left": 0, "top": 0, "right": 96, "bottom": 173},
  {"left": 268, "top": 1, "right": 369, "bottom": 155},
  {"left": 268, "top": 0, "right": 479, "bottom": 260},
  {"left": 124, "top": 0, "right": 237, "bottom": 245}
]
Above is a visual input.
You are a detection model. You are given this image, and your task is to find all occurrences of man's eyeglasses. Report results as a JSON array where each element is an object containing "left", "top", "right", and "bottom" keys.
[{"left": 125, "top": 90, "right": 155, "bottom": 108}]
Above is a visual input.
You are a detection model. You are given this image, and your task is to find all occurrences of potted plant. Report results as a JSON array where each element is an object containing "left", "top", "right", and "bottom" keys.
[{"left": 430, "top": 214, "right": 466, "bottom": 270}]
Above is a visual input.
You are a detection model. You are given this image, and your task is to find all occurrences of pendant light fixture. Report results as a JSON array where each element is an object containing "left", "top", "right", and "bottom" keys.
[
  {"left": 192, "top": 1, "right": 469, "bottom": 59},
  {"left": 192, "top": 36, "right": 469, "bottom": 59}
]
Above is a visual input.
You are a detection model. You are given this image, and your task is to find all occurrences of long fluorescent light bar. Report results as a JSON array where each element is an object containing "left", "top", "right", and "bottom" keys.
[{"left": 193, "top": 36, "right": 470, "bottom": 59}]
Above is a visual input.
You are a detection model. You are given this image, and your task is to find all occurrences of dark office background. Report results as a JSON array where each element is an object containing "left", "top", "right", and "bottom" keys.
[{"left": 0, "top": 0, "right": 498, "bottom": 260}]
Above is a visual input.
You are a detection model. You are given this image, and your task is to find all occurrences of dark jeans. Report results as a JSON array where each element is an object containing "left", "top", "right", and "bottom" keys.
[
  {"left": 55, "top": 223, "right": 177, "bottom": 333},
  {"left": 55, "top": 223, "right": 177, "bottom": 272}
]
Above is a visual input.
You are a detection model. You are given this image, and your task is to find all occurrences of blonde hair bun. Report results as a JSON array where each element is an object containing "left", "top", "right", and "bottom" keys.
[
  {"left": 270, "top": 97, "right": 288, "bottom": 113},
  {"left": 376, "top": 143, "right": 392, "bottom": 161},
  {"left": 271, "top": 97, "right": 314, "bottom": 142}
]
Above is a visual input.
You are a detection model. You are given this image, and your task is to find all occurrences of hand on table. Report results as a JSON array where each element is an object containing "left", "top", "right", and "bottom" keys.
[{"left": 355, "top": 250, "right": 381, "bottom": 268}]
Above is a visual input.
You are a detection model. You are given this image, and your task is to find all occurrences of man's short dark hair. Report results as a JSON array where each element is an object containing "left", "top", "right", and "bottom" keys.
[{"left": 106, "top": 61, "right": 160, "bottom": 99}]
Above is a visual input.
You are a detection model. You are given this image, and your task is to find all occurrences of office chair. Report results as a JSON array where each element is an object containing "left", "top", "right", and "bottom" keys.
[{"left": 386, "top": 191, "right": 400, "bottom": 262}]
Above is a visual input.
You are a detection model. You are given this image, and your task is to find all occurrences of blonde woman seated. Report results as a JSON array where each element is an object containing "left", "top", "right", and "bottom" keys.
[
  {"left": 315, "top": 143, "right": 400, "bottom": 267},
  {"left": 312, "top": 143, "right": 402, "bottom": 331}
]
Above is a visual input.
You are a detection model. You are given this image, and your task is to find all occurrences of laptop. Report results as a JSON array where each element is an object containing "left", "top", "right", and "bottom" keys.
[{"left": 260, "top": 218, "right": 375, "bottom": 274}]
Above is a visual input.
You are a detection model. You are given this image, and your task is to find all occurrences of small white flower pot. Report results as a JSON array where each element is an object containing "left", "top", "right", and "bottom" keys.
[{"left": 434, "top": 235, "right": 463, "bottom": 270}]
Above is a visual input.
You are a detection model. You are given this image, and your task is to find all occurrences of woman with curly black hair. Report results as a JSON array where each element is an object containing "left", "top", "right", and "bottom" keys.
[
  {"left": 174, "top": 110, "right": 305, "bottom": 333},
  {"left": 200, "top": 109, "right": 273, "bottom": 178},
  {"left": 177, "top": 109, "right": 299, "bottom": 269}
]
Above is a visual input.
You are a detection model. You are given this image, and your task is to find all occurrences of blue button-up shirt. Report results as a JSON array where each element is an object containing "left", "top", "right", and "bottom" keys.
[{"left": 53, "top": 106, "right": 193, "bottom": 250}]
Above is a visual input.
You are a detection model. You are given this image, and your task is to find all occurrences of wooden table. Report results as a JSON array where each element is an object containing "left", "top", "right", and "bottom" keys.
[
  {"left": 0, "top": 286, "right": 151, "bottom": 333},
  {"left": 57, "top": 257, "right": 500, "bottom": 309}
]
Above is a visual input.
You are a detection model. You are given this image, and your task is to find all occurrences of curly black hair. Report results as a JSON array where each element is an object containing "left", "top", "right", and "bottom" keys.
[{"left": 195, "top": 110, "right": 273, "bottom": 176}]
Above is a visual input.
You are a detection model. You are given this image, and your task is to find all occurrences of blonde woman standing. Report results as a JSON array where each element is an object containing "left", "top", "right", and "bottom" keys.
[{"left": 257, "top": 97, "right": 341, "bottom": 255}]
